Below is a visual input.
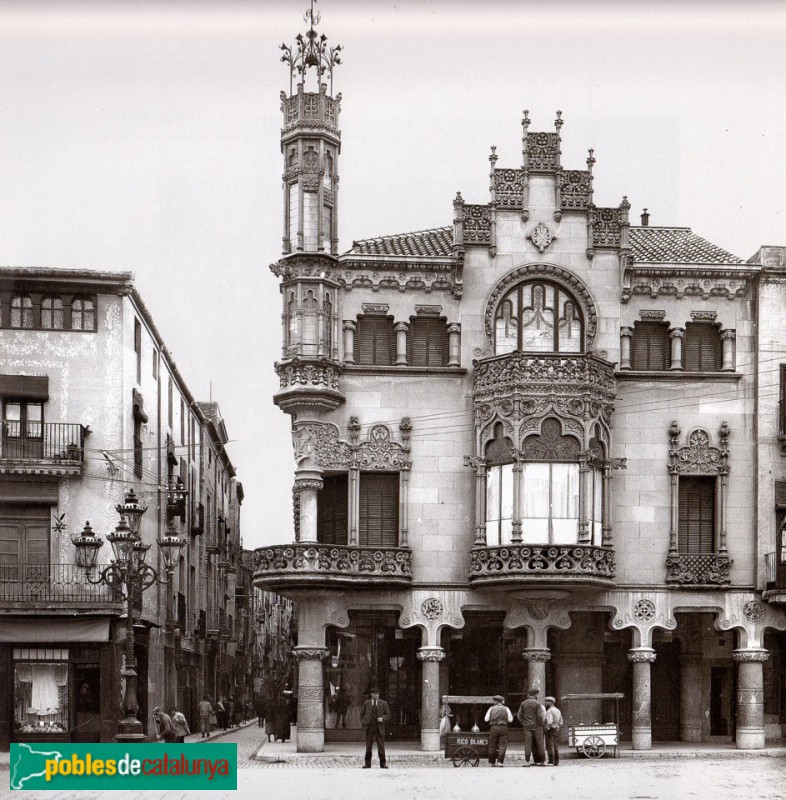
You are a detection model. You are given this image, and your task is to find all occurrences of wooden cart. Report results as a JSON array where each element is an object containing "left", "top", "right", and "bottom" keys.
[
  {"left": 561, "top": 692, "right": 624, "bottom": 759},
  {"left": 442, "top": 695, "right": 495, "bottom": 767}
]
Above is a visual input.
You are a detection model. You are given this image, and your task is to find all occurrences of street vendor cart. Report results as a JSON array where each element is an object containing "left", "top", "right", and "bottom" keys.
[
  {"left": 441, "top": 695, "right": 495, "bottom": 767},
  {"left": 561, "top": 692, "right": 623, "bottom": 758}
]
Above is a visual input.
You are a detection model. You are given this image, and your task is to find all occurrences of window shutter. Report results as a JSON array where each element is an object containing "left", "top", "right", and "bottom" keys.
[
  {"left": 685, "top": 324, "right": 721, "bottom": 372},
  {"left": 359, "top": 473, "right": 398, "bottom": 547},
  {"left": 354, "top": 317, "right": 394, "bottom": 365},
  {"left": 317, "top": 474, "right": 348, "bottom": 545},
  {"left": 775, "top": 480, "right": 786, "bottom": 509},
  {"left": 408, "top": 318, "right": 447, "bottom": 367},
  {"left": 678, "top": 476, "right": 715, "bottom": 553},
  {"left": 632, "top": 322, "right": 669, "bottom": 370}
]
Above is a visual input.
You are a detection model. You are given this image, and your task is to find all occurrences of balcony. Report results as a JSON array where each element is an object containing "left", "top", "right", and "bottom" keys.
[
  {"left": 764, "top": 552, "right": 786, "bottom": 604},
  {"left": 0, "top": 422, "right": 87, "bottom": 477},
  {"left": 468, "top": 544, "right": 615, "bottom": 588},
  {"left": 665, "top": 553, "right": 732, "bottom": 587},
  {"left": 0, "top": 563, "right": 123, "bottom": 611},
  {"left": 253, "top": 544, "right": 412, "bottom": 590}
]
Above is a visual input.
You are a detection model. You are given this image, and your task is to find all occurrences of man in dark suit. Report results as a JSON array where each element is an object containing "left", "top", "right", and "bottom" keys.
[{"left": 360, "top": 687, "right": 391, "bottom": 768}]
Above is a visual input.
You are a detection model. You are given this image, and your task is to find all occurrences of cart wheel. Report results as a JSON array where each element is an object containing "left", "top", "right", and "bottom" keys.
[
  {"left": 452, "top": 746, "right": 480, "bottom": 767},
  {"left": 581, "top": 736, "right": 606, "bottom": 759}
]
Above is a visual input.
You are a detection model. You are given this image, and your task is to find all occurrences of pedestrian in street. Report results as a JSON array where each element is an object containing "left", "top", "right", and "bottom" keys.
[
  {"left": 334, "top": 686, "right": 349, "bottom": 730},
  {"left": 153, "top": 707, "right": 177, "bottom": 743},
  {"left": 484, "top": 695, "right": 513, "bottom": 767},
  {"left": 197, "top": 696, "right": 213, "bottom": 739},
  {"left": 543, "top": 696, "right": 563, "bottom": 766},
  {"left": 170, "top": 706, "right": 191, "bottom": 743},
  {"left": 233, "top": 696, "right": 244, "bottom": 727},
  {"left": 217, "top": 696, "right": 228, "bottom": 730},
  {"left": 360, "top": 687, "right": 391, "bottom": 769},
  {"left": 516, "top": 688, "right": 546, "bottom": 766},
  {"left": 264, "top": 695, "right": 277, "bottom": 742},
  {"left": 256, "top": 696, "right": 266, "bottom": 728},
  {"left": 275, "top": 693, "right": 292, "bottom": 742}
]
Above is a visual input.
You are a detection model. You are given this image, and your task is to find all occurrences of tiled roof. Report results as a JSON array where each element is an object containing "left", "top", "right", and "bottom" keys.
[
  {"left": 345, "top": 226, "right": 454, "bottom": 258},
  {"left": 629, "top": 226, "right": 743, "bottom": 265}
]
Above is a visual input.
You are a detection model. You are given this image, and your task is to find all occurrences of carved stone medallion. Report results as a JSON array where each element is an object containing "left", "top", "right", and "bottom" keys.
[{"left": 421, "top": 598, "right": 444, "bottom": 620}]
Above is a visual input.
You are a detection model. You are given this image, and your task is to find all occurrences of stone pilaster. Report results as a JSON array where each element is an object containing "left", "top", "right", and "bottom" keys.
[
  {"left": 294, "top": 473, "right": 323, "bottom": 543},
  {"left": 679, "top": 654, "right": 702, "bottom": 742},
  {"left": 732, "top": 648, "right": 769, "bottom": 749},
  {"left": 628, "top": 647, "right": 656, "bottom": 750},
  {"left": 619, "top": 326, "right": 633, "bottom": 370},
  {"left": 394, "top": 322, "right": 409, "bottom": 366},
  {"left": 447, "top": 323, "right": 461, "bottom": 367},
  {"left": 669, "top": 327, "right": 684, "bottom": 371},
  {"left": 342, "top": 321, "right": 356, "bottom": 364},
  {"left": 720, "top": 329, "right": 736, "bottom": 372},
  {"left": 417, "top": 646, "right": 445, "bottom": 752},
  {"left": 293, "top": 646, "right": 329, "bottom": 753},
  {"left": 522, "top": 648, "right": 550, "bottom": 695}
]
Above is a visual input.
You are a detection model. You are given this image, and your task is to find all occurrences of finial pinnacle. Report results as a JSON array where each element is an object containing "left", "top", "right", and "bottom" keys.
[{"left": 281, "top": 1, "right": 343, "bottom": 95}]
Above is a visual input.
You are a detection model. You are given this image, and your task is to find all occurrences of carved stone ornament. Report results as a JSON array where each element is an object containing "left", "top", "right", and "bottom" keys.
[
  {"left": 361, "top": 303, "right": 389, "bottom": 315},
  {"left": 469, "top": 544, "right": 615, "bottom": 583},
  {"left": 743, "top": 600, "right": 765, "bottom": 624},
  {"left": 494, "top": 168, "right": 526, "bottom": 209},
  {"left": 627, "top": 648, "right": 657, "bottom": 664},
  {"left": 484, "top": 265, "right": 598, "bottom": 348},
  {"left": 621, "top": 268, "right": 754, "bottom": 304},
  {"left": 669, "top": 424, "right": 729, "bottom": 476},
  {"left": 559, "top": 169, "right": 592, "bottom": 210},
  {"left": 591, "top": 206, "right": 624, "bottom": 248},
  {"left": 521, "top": 648, "right": 551, "bottom": 662},
  {"left": 293, "top": 647, "right": 330, "bottom": 662},
  {"left": 632, "top": 599, "right": 656, "bottom": 621},
  {"left": 415, "top": 305, "right": 443, "bottom": 315},
  {"left": 526, "top": 131, "right": 560, "bottom": 172},
  {"left": 639, "top": 310, "right": 666, "bottom": 320},
  {"left": 690, "top": 311, "right": 718, "bottom": 321},
  {"left": 732, "top": 649, "right": 770, "bottom": 663},
  {"left": 463, "top": 204, "right": 492, "bottom": 245},
  {"left": 417, "top": 647, "right": 446, "bottom": 662},
  {"left": 528, "top": 222, "right": 555, "bottom": 253},
  {"left": 665, "top": 553, "right": 732, "bottom": 585},
  {"left": 525, "top": 600, "right": 550, "bottom": 620},
  {"left": 275, "top": 358, "right": 342, "bottom": 391},
  {"left": 421, "top": 598, "right": 444, "bottom": 620}
]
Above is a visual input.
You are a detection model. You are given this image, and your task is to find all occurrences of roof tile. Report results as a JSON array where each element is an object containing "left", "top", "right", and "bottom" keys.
[
  {"left": 630, "top": 226, "right": 742, "bottom": 265},
  {"left": 346, "top": 227, "right": 454, "bottom": 258}
]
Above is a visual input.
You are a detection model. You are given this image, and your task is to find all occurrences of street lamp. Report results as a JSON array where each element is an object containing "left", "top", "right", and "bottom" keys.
[{"left": 72, "top": 489, "right": 187, "bottom": 743}]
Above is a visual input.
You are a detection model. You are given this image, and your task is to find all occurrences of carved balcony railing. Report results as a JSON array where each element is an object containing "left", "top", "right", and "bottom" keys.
[
  {"left": 0, "top": 563, "right": 123, "bottom": 609},
  {"left": 468, "top": 544, "right": 615, "bottom": 587},
  {"left": 473, "top": 352, "right": 616, "bottom": 410},
  {"left": 664, "top": 553, "right": 732, "bottom": 587},
  {"left": 0, "top": 422, "right": 87, "bottom": 477},
  {"left": 253, "top": 544, "right": 412, "bottom": 590},
  {"left": 273, "top": 357, "right": 345, "bottom": 415}
]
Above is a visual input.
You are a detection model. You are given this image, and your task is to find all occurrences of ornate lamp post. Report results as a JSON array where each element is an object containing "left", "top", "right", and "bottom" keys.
[{"left": 72, "top": 489, "right": 187, "bottom": 743}]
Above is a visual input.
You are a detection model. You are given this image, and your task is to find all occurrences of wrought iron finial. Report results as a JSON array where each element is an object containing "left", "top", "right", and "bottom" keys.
[{"left": 280, "top": 1, "right": 343, "bottom": 95}]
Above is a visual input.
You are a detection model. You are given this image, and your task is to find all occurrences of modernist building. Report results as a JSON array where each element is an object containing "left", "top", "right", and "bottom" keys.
[
  {"left": 255, "top": 13, "right": 786, "bottom": 753},
  {"left": 0, "top": 267, "right": 246, "bottom": 744}
]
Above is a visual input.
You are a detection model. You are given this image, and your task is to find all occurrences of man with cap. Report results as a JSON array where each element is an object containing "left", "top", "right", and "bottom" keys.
[
  {"left": 360, "top": 687, "right": 391, "bottom": 768},
  {"left": 484, "top": 695, "right": 513, "bottom": 767},
  {"left": 543, "top": 696, "right": 563, "bottom": 766},
  {"left": 516, "top": 688, "right": 546, "bottom": 766},
  {"left": 153, "top": 707, "right": 177, "bottom": 743}
]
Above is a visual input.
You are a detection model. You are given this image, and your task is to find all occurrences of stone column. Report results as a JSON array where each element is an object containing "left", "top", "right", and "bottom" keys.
[
  {"left": 511, "top": 460, "right": 523, "bottom": 543},
  {"left": 342, "top": 321, "right": 356, "bottom": 364},
  {"left": 733, "top": 648, "right": 769, "bottom": 749},
  {"left": 395, "top": 322, "right": 409, "bottom": 366},
  {"left": 464, "top": 457, "right": 487, "bottom": 545},
  {"left": 348, "top": 468, "right": 359, "bottom": 545},
  {"left": 628, "top": 647, "right": 656, "bottom": 750},
  {"left": 399, "top": 466, "right": 410, "bottom": 547},
  {"left": 578, "top": 453, "right": 590, "bottom": 544},
  {"left": 619, "top": 327, "right": 633, "bottom": 370},
  {"left": 295, "top": 473, "right": 323, "bottom": 543},
  {"left": 417, "top": 646, "right": 445, "bottom": 752},
  {"left": 679, "top": 654, "right": 702, "bottom": 742},
  {"left": 293, "top": 646, "right": 329, "bottom": 753},
  {"left": 522, "top": 648, "right": 550, "bottom": 696},
  {"left": 669, "top": 327, "right": 684, "bottom": 371},
  {"left": 720, "top": 329, "right": 736, "bottom": 372},
  {"left": 447, "top": 323, "right": 461, "bottom": 367}
]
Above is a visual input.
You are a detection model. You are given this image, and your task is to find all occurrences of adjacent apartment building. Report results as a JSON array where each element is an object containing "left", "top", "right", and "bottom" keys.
[
  {"left": 254, "top": 12, "right": 786, "bottom": 753},
  {"left": 0, "top": 267, "right": 244, "bottom": 744}
]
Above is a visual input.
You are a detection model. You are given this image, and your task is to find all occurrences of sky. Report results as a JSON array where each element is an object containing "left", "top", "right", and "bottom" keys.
[{"left": 0, "top": 0, "right": 784, "bottom": 549}]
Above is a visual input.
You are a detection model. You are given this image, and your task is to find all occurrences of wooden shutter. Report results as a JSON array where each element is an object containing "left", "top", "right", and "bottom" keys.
[
  {"left": 354, "top": 317, "right": 394, "bottom": 365},
  {"left": 408, "top": 318, "right": 448, "bottom": 366},
  {"left": 317, "top": 474, "right": 348, "bottom": 545},
  {"left": 685, "top": 324, "right": 721, "bottom": 372},
  {"left": 678, "top": 476, "right": 715, "bottom": 553},
  {"left": 359, "top": 473, "right": 399, "bottom": 547},
  {"left": 632, "top": 322, "right": 669, "bottom": 370}
]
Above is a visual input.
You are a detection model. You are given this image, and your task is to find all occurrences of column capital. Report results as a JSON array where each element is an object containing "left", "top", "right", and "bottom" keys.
[
  {"left": 627, "top": 647, "right": 656, "bottom": 663},
  {"left": 732, "top": 648, "right": 769, "bottom": 663},
  {"left": 522, "top": 648, "right": 551, "bottom": 663},
  {"left": 669, "top": 327, "right": 685, "bottom": 339},
  {"left": 294, "top": 477, "right": 324, "bottom": 492},
  {"left": 720, "top": 328, "right": 736, "bottom": 341},
  {"left": 293, "top": 646, "right": 330, "bottom": 662},
  {"left": 342, "top": 320, "right": 356, "bottom": 331},
  {"left": 417, "top": 646, "right": 446, "bottom": 663},
  {"left": 394, "top": 321, "right": 409, "bottom": 333},
  {"left": 620, "top": 326, "right": 634, "bottom": 337},
  {"left": 447, "top": 322, "right": 462, "bottom": 334}
]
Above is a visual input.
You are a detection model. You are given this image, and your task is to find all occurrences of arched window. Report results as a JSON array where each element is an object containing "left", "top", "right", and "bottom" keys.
[
  {"left": 493, "top": 280, "right": 583, "bottom": 355},
  {"left": 323, "top": 153, "right": 333, "bottom": 189},
  {"left": 485, "top": 423, "right": 514, "bottom": 546},
  {"left": 71, "top": 297, "right": 95, "bottom": 331},
  {"left": 41, "top": 295, "right": 64, "bottom": 330},
  {"left": 10, "top": 294, "right": 33, "bottom": 329},
  {"left": 301, "top": 290, "right": 318, "bottom": 355},
  {"left": 323, "top": 292, "right": 333, "bottom": 355},
  {"left": 287, "top": 292, "right": 298, "bottom": 349}
]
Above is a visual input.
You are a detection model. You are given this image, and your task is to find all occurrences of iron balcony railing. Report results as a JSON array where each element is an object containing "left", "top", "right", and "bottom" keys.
[
  {"left": 0, "top": 422, "right": 86, "bottom": 463},
  {"left": 0, "top": 562, "right": 121, "bottom": 604}
]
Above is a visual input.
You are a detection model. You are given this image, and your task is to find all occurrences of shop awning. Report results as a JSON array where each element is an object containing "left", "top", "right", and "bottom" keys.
[{"left": 0, "top": 617, "right": 110, "bottom": 642}]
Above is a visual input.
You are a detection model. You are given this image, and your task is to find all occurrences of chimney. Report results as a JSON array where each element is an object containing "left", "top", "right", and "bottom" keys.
[{"left": 641, "top": 208, "right": 650, "bottom": 227}]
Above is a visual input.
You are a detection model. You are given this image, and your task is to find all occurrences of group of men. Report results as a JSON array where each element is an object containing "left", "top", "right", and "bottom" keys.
[{"left": 485, "top": 689, "right": 563, "bottom": 768}]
